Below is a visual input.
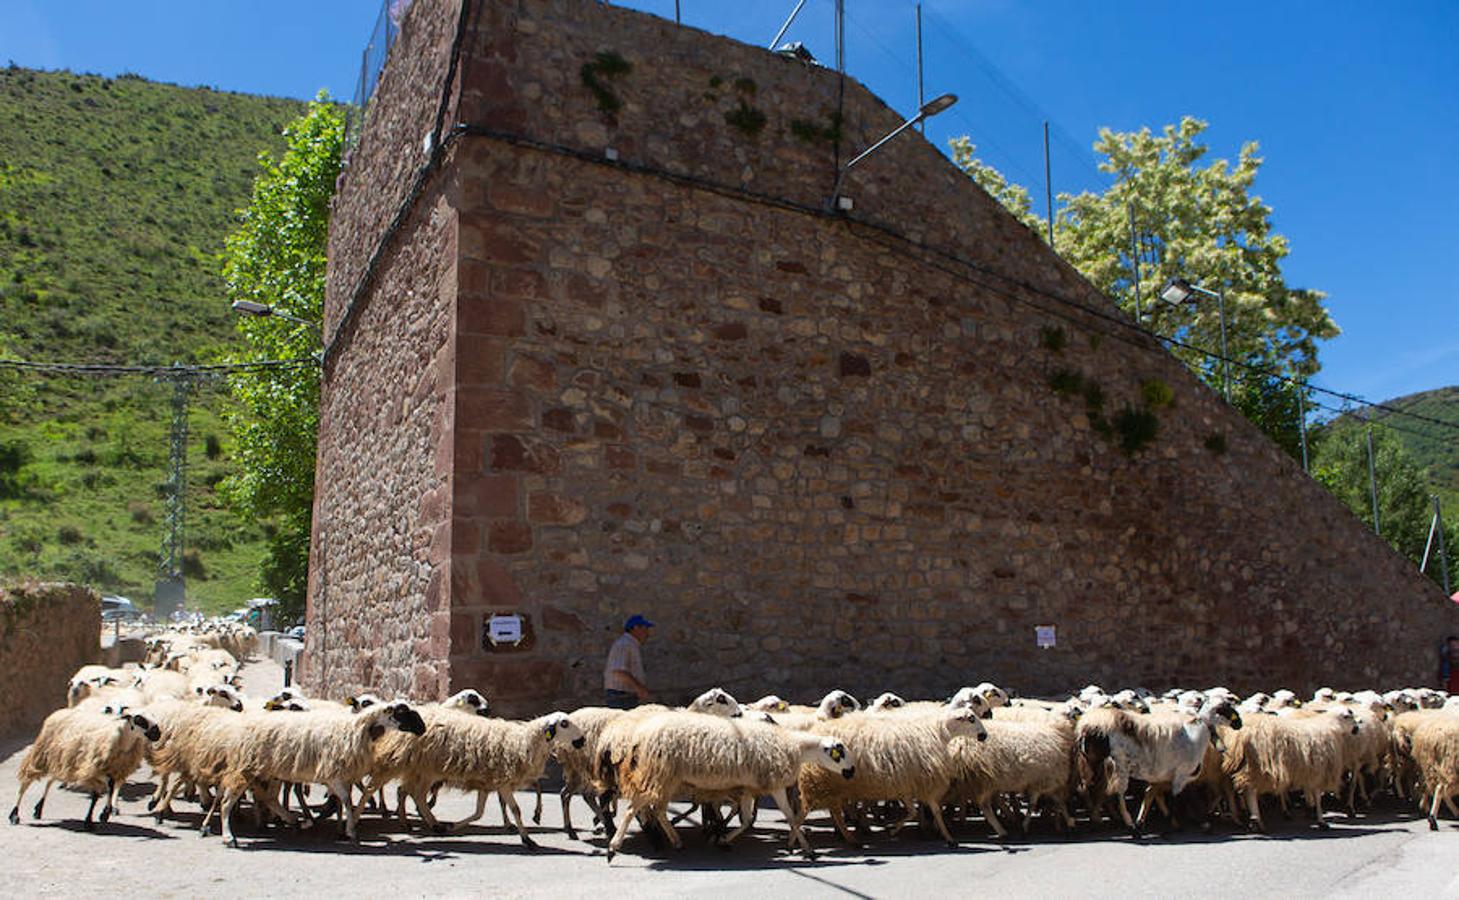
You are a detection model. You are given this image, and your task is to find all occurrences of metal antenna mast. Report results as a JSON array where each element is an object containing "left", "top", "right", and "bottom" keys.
[{"left": 155, "top": 366, "right": 201, "bottom": 616}]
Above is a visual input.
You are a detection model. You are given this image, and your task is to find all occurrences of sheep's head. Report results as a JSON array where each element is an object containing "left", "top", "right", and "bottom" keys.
[
  {"left": 203, "top": 684, "right": 245, "bottom": 712},
  {"left": 868, "top": 692, "right": 906, "bottom": 712},
  {"left": 541, "top": 713, "right": 587, "bottom": 749},
  {"left": 816, "top": 690, "right": 860, "bottom": 720},
  {"left": 749, "top": 695, "right": 789, "bottom": 713},
  {"left": 973, "top": 682, "right": 1010, "bottom": 711},
  {"left": 125, "top": 712, "right": 163, "bottom": 743},
  {"left": 443, "top": 688, "right": 491, "bottom": 717},
  {"left": 366, "top": 702, "right": 426, "bottom": 739},
  {"left": 1201, "top": 700, "right": 1242, "bottom": 731},
  {"left": 345, "top": 693, "right": 384, "bottom": 714},
  {"left": 945, "top": 708, "right": 989, "bottom": 742},
  {"left": 816, "top": 738, "right": 856, "bottom": 780},
  {"left": 1329, "top": 706, "right": 1360, "bottom": 735},
  {"left": 947, "top": 687, "right": 992, "bottom": 720},
  {"left": 1313, "top": 687, "right": 1337, "bottom": 703},
  {"left": 689, "top": 688, "right": 743, "bottom": 718}
]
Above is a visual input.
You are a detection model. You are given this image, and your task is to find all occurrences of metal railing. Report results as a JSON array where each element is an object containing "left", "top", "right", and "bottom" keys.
[{"left": 344, "top": 0, "right": 410, "bottom": 152}]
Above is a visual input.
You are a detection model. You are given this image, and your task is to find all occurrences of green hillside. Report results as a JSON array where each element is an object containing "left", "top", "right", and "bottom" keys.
[
  {"left": 1367, "top": 386, "right": 1459, "bottom": 511},
  {"left": 0, "top": 66, "right": 304, "bottom": 614}
]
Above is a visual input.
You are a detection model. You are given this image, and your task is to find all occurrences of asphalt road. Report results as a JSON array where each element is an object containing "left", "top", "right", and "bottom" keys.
[{"left": 3, "top": 660, "right": 1457, "bottom": 898}]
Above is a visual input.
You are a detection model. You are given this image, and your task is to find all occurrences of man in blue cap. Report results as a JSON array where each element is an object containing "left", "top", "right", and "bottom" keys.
[{"left": 603, "top": 614, "right": 654, "bottom": 709}]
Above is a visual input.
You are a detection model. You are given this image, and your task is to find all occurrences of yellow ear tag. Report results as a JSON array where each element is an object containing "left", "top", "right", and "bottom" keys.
[{"left": 545, "top": 725, "right": 557, "bottom": 740}]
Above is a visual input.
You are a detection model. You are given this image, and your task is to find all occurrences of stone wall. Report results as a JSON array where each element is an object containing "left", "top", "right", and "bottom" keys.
[
  {"left": 0, "top": 582, "right": 98, "bottom": 737},
  {"left": 314, "top": 0, "right": 1456, "bottom": 713}
]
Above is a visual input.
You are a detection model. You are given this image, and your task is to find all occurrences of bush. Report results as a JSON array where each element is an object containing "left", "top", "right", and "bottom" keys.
[{"left": 57, "top": 524, "right": 84, "bottom": 545}]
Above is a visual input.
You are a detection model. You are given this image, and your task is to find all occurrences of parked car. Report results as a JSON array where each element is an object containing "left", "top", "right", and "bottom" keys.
[
  {"left": 100, "top": 595, "right": 140, "bottom": 621},
  {"left": 287, "top": 625, "right": 305, "bottom": 641}
]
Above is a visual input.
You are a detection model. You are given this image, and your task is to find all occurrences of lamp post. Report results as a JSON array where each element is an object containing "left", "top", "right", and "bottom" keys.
[
  {"left": 231, "top": 300, "right": 320, "bottom": 332},
  {"left": 828, "top": 93, "right": 957, "bottom": 212},
  {"left": 1159, "top": 276, "right": 1230, "bottom": 402}
]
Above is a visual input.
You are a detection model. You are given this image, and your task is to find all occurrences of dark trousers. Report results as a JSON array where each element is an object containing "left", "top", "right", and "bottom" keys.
[{"left": 604, "top": 689, "right": 639, "bottom": 710}]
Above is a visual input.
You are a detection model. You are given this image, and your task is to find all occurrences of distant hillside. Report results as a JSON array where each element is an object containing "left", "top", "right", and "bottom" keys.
[
  {"left": 0, "top": 66, "right": 304, "bottom": 613},
  {"left": 1350, "top": 386, "right": 1459, "bottom": 511}
]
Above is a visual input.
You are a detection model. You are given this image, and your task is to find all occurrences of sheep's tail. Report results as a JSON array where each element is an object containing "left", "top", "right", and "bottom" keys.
[{"left": 1075, "top": 729, "right": 1112, "bottom": 803}]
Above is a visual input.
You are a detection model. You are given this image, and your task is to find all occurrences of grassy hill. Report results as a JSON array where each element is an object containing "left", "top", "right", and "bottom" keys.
[
  {"left": 1366, "top": 386, "right": 1459, "bottom": 512},
  {"left": 0, "top": 66, "right": 304, "bottom": 615}
]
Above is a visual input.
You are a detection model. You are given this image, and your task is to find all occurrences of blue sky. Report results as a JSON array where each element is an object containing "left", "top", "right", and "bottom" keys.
[{"left": 5, "top": 1, "right": 1456, "bottom": 405}]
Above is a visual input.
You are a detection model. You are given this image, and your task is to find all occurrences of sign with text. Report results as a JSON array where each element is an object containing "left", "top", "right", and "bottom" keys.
[
  {"left": 1035, "top": 625, "right": 1056, "bottom": 649},
  {"left": 487, "top": 614, "right": 524, "bottom": 646}
]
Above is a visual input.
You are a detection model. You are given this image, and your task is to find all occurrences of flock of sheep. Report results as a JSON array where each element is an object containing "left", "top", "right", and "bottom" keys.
[{"left": 9, "top": 623, "right": 1459, "bottom": 862}]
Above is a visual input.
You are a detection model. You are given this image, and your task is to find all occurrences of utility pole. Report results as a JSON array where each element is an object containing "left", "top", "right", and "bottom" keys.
[
  {"left": 155, "top": 367, "right": 197, "bottom": 618},
  {"left": 1297, "top": 381, "right": 1309, "bottom": 472},
  {"left": 1366, "top": 427, "right": 1381, "bottom": 537},
  {"left": 1043, "top": 122, "right": 1055, "bottom": 249}
]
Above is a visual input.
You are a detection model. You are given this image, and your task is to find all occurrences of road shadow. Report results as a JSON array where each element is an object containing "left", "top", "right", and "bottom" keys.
[{"left": 30, "top": 818, "right": 177, "bottom": 840}]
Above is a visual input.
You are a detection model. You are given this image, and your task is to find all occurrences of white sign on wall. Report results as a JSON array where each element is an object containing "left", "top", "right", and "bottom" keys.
[
  {"left": 1035, "top": 625, "right": 1056, "bottom": 649},
  {"left": 487, "top": 614, "right": 524, "bottom": 646}
]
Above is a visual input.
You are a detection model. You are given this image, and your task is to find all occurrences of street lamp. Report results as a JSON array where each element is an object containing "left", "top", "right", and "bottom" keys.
[
  {"left": 230, "top": 300, "right": 319, "bottom": 332},
  {"left": 828, "top": 93, "right": 958, "bottom": 212},
  {"left": 1159, "top": 276, "right": 1230, "bottom": 402}
]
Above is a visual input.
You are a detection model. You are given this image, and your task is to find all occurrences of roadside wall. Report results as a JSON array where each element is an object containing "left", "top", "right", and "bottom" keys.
[{"left": 0, "top": 582, "right": 98, "bottom": 737}]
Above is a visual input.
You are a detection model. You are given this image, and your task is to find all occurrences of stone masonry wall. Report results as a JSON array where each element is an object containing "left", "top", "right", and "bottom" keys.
[
  {"left": 1, "top": 582, "right": 98, "bottom": 737},
  {"left": 320, "top": 0, "right": 1455, "bottom": 712},
  {"left": 305, "top": 0, "right": 465, "bottom": 699}
]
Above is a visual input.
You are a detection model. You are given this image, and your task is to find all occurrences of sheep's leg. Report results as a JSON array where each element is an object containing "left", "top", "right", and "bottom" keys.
[
  {"left": 1427, "top": 783, "right": 1445, "bottom": 830},
  {"left": 606, "top": 796, "right": 651, "bottom": 861},
  {"left": 1114, "top": 789, "right": 1138, "bottom": 835},
  {"left": 395, "top": 785, "right": 410, "bottom": 828},
  {"left": 1135, "top": 786, "right": 1158, "bottom": 828},
  {"left": 154, "top": 776, "right": 185, "bottom": 821},
  {"left": 450, "top": 790, "right": 491, "bottom": 833},
  {"left": 827, "top": 805, "right": 860, "bottom": 846},
  {"left": 219, "top": 786, "right": 243, "bottom": 848},
  {"left": 11, "top": 776, "right": 35, "bottom": 825},
  {"left": 717, "top": 794, "right": 758, "bottom": 847},
  {"left": 83, "top": 791, "right": 101, "bottom": 830},
  {"left": 147, "top": 773, "right": 170, "bottom": 812},
  {"left": 292, "top": 783, "right": 313, "bottom": 824},
  {"left": 101, "top": 776, "right": 122, "bottom": 823},
  {"left": 1308, "top": 790, "right": 1328, "bottom": 830},
  {"left": 333, "top": 780, "right": 360, "bottom": 841},
  {"left": 1244, "top": 790, "right": 1266, "bottom": 834},
  {"left": 499, "top": 790, "right": 539, "bottom": 850},
  {"left": 532, "top": 781, "right": 543, "bottom": 825},
  {"left": 769, "top": 787, "right": 812, "bottom": 855},
  {"left": 559, "top": 785, "right": 578, "bottom": 840},
  {"left": 924, "top": 798, "right": 958, "bottom": 847},
  {"left": 978, "top": 798, "right": 1009, "bottom": 839},
  {"left": 405, "top": 782, "right": 443, "bottom": 833}
]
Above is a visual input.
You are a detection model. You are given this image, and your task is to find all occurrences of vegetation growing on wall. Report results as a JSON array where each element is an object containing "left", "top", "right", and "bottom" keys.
[{"left": 581, "top": 50, "right": 632, "bottom": 117}]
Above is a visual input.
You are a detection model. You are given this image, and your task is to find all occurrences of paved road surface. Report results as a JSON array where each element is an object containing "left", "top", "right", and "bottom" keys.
[{"left": 3, "top": 659, "right": 1457, "bottom": 898}]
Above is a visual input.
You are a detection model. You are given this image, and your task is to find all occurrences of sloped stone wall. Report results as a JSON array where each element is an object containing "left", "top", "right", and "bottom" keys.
[{"left": 1, "top": 582, "right": 98, "bottom": 737}]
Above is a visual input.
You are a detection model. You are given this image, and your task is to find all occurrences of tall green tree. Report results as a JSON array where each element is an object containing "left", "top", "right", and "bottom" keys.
[
  {"left": 952, "top": 117, "right": 1339, "bottom": 382},
  {"left": 1310, "top": 420, "right": 1456, "bottom": 590},
  {"left": 220, "top": 95, "right": 342, "bottom": 621}
]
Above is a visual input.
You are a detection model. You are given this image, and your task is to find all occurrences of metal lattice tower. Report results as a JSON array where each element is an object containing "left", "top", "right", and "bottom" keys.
[{"left": 160, "top": 370, "right": 194, "bottom": 582}]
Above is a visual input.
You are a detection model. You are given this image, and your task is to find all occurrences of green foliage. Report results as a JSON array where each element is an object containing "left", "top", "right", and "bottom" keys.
[
  {"left": 1361, "top": 386, "right": 1459, "bottom": 512},
  {"left": 1039, "top": 326, "right": 1067, "bottom": 353},
  {"left": 789, "top": 111, "right": 843, "bottom": 145},
  {"left": 1113, "top": 407, "right": 1160, "bottom": 454},
  {"left": 0, "top": 68, "right": 301, "bottom": 613},
  {"left": 724, "top": 101, "right": 767, "bottom": 137},
  {"left": 952, "top": 117, "right": 1338, "bottom": 384},
  {"left": 1204, "top": 432, "right": 1228, "bottom": 454},
  {"left": 1229, "top": 373, "right": 1307, "bottom": 464},
  {"left": 1311, "top": 420, "right": 1456, "bottom": 589},
  {"left": 220, "top": 95, "right": 341, "bottom": 623},
  {"left": 581, "top": 51, "right": 632, "bottom": 116},
  {"left": 1049, "top": 368, "right": 1083, "bottom": 397},
  {"left": 1140, "top": 378, "right": 1174, "bottom": 409}
]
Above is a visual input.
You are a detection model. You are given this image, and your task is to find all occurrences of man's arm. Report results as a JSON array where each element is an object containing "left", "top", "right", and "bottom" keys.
[{"left": 610, "top": 667, "right": 650, "bottom": 699}]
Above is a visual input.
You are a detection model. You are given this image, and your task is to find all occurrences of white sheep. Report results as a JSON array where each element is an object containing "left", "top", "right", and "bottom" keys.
[
  {"left": 10, "top": 707, "right": 163, "bottom": 829},
  {"left": 1409, "top": 715, "right": 1459, "bottom": 829},
  {"left": 801, "top": 707, "right": 987, "bottom": 847},
  {"left": 1221, "top": 706, "right": 1358, "bottom": 832},
  {"left": 867, "top": 692, "right": 907, "bottom": 712},
  {"left": 747, "top": 695, "right": 790, "bottom": 712},
  {"left": 947, "top": 717, "right": 1076, "bottom": 837},
  {"left": 213, "top": 701, "right": 427, "bottom": 846},
  {"left": 603, "top": 711, "right": 855, "bottom": 860}
]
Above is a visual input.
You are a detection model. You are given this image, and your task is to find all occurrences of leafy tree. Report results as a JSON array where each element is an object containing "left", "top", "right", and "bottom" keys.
[
  {"left": 952, "top": 117, "right": 1339, "bottom": 382},
  {"left": 1229, "top": 373, "right": 1308, "bottom": 464},
  {"left": 948, "top": 137, "right": 1041, "bottom": 233},
  {"left": 220, "top": 95, "right": 342, "bottom": 621},
  {"left": 1310, "top": 420, "right": 1456, "bottom": 590}
]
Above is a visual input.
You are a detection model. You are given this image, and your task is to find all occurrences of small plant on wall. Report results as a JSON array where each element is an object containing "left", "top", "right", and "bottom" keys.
[{"left": 581, "top": 50, "right": 632, "bottom": 117}]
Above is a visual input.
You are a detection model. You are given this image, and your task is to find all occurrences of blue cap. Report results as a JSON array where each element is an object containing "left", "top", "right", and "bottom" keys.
[{"left": 624, "top": 614, "right": 655, "bottom": 631}]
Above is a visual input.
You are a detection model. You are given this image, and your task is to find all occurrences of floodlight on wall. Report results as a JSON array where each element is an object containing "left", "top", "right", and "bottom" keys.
[
  {"left": 827, "top": 93, "right": 958, "bottom": 212},
  {"left": 1157, "top": 276, "right": 1231, "bottom": 402}
]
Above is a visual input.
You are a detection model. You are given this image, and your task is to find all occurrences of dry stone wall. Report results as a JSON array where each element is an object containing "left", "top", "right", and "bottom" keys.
[
  {"left": 313, "top": 0, "right": 1456, "bottom": 713},
  {"left": 0, "top": 582, "right": 98, "bottom": 737}
]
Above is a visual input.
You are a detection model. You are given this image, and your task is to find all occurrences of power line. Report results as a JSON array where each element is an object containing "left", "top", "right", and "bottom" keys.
[{"left": 0, "top": 358, "right": 317, "bottom": 377}]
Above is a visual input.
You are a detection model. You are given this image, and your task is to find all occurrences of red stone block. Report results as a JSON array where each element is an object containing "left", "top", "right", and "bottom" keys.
[
  {"left": 452, "top": 517, "right": 483, "bottom": 555},
  {"left": 529, "top": 491, "right": 588, "bottom": 526},
  {"left": 458, "top": 386, "right": 533, "bottom": 431},
  {"left": 452, "top": 657, "right": 566, "bottom": 699},
  {"left": 456, "top": 333, "right": 507, "bottom": 385},
  {"left": 509, "top": 355, "right": 557, "bottom": 392},
  {"left": 541, "top": 604, "right": 586, "bottom": 633},
  {"left": 450, "top": 611, "right": 478, "bottom": 654},
  {"left": 460, "top": 216, "right": 540, "bottom": 266},
  {"left": 604, "top": 445, "right": 637, "bottom": 470},
  {"left": 542, "top": 407, "right": 577, "bottom": 432},
  {"left": 493, "top": 268, "right": 548, "bottom": 299},
  {"left": 459, "top": 296, "right": 527, "bottom": 337},
  {"left": 457, "top": 474, "right": 519, "bottom": 519},
  {"left": 476, "top": 558, "right": 526, "bottom": 606},
  {"left": 490, "top": 184, "right": 555, "bottom": 218},
  {"left": 490, "top": 434, "right": 560, "bottom": 473},
  {"left": 488, "top": 520, "right": 534, "bottom": 554},
  {"left": 454, "top": 429, "right": 487, "bottom": 474},
  {"left": 713, "top": 322, "right": 748, "bottom": 341},
  {"left": 458, "top": 258, "right": 492, "bottom": 297}
]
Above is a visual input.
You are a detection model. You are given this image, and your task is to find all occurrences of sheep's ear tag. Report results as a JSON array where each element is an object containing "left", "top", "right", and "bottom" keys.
[
  {"left": 544, "top": 724, "right": 557, "bottom": 740},
  {"left": 829, "top": 747, "right": 843, "bottom": 761}
]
